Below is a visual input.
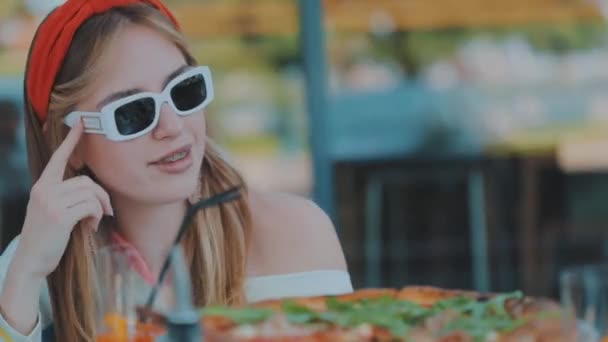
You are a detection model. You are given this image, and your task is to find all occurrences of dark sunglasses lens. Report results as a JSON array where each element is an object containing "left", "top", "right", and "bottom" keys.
[
  {"left": 114, "top": 97, "right": 156, "bottom": 135},
  {"left": 171, "top": 73, "right": 207, "bottom": 112}
]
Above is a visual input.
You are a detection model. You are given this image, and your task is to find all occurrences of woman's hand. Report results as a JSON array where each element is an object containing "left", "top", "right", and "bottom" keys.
[
  {"left": 16, "top": 120, "right": 114, "bottom": 280},
  {"left": 0, "top": 120, "right": 113, "bottom": 334}
]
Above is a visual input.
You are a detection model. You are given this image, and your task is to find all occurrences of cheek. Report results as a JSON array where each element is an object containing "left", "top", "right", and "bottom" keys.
[
  {"left": 186, "top": 112, "right": 207, "bottom": 152},
  {"left": 81, "top": 138, "right": 143, "bottom": 188},
  {"left": 187, "top": 112, "right": 206, "bottom": 138}
]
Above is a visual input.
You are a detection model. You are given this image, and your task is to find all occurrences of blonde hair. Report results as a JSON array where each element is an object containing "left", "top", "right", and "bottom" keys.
[{"left": 24, "top": 4, "right": 251, "bottom": 341}]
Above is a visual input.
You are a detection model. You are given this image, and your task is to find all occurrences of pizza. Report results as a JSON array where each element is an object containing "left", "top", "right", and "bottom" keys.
[{"left": 199, "top": 286, "right": 577, "bottom": 342}]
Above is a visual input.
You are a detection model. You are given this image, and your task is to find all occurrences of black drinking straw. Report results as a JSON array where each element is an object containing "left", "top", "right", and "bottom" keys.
[{"left": 143, "top": 186, "right": 243, "bottom": 309}]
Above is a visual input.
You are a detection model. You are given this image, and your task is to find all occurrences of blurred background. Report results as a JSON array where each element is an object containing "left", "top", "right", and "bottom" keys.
[{"left": 2, "top": 0, "right": 608, "bottom": 300}]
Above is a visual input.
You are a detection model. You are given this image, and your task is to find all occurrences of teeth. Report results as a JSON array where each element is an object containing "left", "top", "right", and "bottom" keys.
[{"left": 161, "top": 151, "right": 187, "bottom": 163}]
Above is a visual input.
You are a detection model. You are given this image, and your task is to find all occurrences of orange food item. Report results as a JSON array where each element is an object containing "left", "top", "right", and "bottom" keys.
[
  {"left": 96, "top": 313, "right": 165, "bottom": 342},
  {"left": 96, "top": 337, "right": 122, "bottom": 342},
  {"left": 97, "top": 313, "right": 128, "bottom": 342},
  {"left": 133, "top": 336, "right": 154, "bottom": 342},
  {"left": 135, "top": 321, "right": 166, "bottom": 341}
]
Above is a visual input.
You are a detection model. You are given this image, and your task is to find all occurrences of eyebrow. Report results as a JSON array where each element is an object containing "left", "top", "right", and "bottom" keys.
[{"left": 96, "top": 64, "right": 190, "bottom": 110}]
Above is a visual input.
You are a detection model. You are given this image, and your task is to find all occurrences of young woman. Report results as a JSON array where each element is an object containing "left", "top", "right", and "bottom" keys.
[{"left": 0, "top": 0, "right": 352, "bottom": 340}]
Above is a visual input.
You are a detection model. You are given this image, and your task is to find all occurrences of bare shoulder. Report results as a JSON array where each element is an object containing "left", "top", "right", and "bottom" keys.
[{"left": 246, "top": 189, "right": 348, "bottom": 277}]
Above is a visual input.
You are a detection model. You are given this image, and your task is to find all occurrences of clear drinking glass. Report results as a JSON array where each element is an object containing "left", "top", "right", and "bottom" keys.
[
  {"left": 93, "top": 245, "right": 164, "bottom": 342},
  {"left": 560, "top": 264, "right": 608, "bottom": 342}
]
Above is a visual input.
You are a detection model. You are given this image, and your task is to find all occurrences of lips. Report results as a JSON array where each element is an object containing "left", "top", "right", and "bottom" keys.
[
  {"left": 150, "top": 144, "right": 194, "bottom": 175},
  {"left": 151, "top": 144, "right": 192, "bottom": 165}
]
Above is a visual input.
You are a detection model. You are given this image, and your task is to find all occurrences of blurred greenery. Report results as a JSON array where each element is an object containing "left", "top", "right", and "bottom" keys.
[
  {"left": 1, "top": 1, "right": 607, "bottom": 78},
  {"left": 520, "top": 22, "right": 608, "bottom": 53},
  {"left": 184, "top": 20, "right": 608, "bottom": 81},
  {"left": 188, "top": 36, "right": 299, "bottom": 71},
  {"left": 224, "top": 134, "right": 281, "bottom": 155},
  {"left": 0, "top": 53, "right": 25, "bottom": 76},
  {"left": 0, "top": 0, "right": 18, "bottom": 19},
  {"left": 364, "top": 21, "right": 608, "bottom": 76}
]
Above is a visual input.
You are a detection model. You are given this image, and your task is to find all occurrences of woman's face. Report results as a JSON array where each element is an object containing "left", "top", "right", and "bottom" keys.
[{"left": 74, "top": 24, "right": 206, "bottom": 205}]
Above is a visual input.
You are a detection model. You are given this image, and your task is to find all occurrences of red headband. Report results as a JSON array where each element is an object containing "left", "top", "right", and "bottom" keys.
[{"left": 26, "top": 0, "right": 180, "bottom": 123}]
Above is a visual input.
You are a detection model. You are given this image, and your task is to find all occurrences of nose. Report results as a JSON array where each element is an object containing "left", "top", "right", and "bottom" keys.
[{"left": 152, "top": 101, "right": 183, "bottom": 140}]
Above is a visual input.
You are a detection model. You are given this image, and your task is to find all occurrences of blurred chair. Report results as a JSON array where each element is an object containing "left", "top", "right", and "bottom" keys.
[
  {"left": 536, "top": 137, "right": 608, "bottom": 296},
  {"left": 323, "top": 85, "right": 495, "bottom": 291},
  {"left": 361, "top": 159, "right": 491, "bottom": 290}
]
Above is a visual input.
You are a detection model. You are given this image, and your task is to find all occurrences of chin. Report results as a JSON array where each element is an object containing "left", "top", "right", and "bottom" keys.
[
  {"left": 142, "top": 176, "right": 199, "bottom": 204},
  {"left": 144, "top": 189, "right": 194, "bottom": 205}
]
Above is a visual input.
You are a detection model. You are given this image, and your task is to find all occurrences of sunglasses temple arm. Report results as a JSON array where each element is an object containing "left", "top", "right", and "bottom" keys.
[{"left": 64, "top": 112, "right": 107, "bottom": 134}]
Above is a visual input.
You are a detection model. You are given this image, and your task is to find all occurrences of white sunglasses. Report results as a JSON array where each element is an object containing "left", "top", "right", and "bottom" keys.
[{"left": 64, "top": 66, "right": 214, "bottom": 141}]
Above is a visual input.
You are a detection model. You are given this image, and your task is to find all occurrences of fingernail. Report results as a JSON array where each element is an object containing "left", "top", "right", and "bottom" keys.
[{"left": 109, "top": 207, "right": 114, "bottom": 217}]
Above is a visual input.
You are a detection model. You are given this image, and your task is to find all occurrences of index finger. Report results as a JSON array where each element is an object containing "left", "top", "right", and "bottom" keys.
[{"left": 40, "top": 119, "right": 84, "bottom": 182}]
